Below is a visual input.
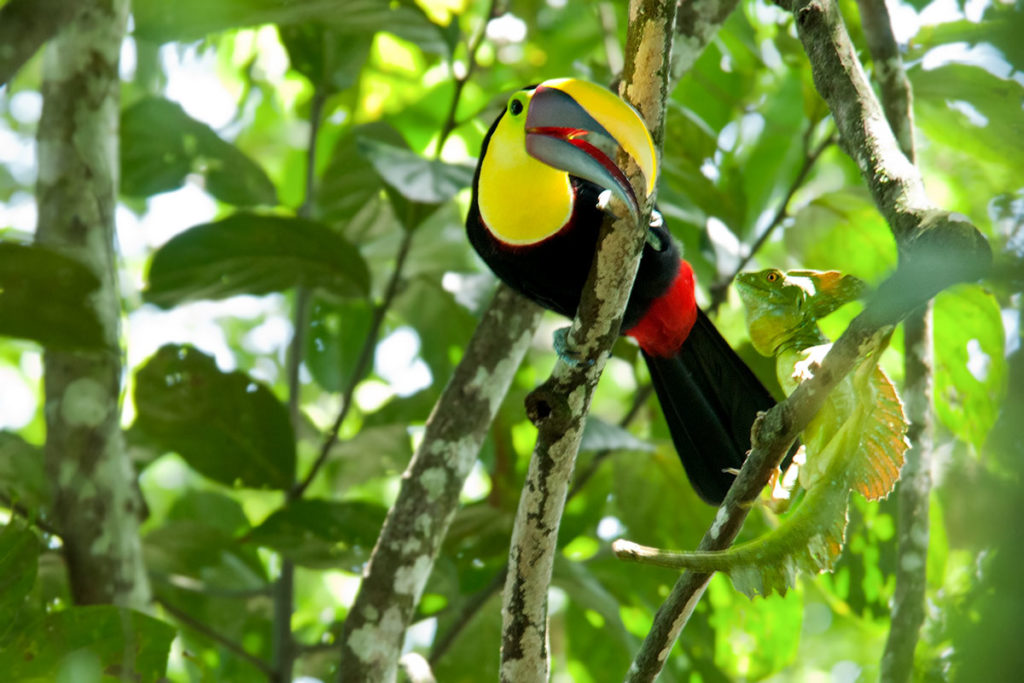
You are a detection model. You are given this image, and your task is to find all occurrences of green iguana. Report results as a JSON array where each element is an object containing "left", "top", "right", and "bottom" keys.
[{"left": 650, "top": 269, "right": 908, "bottom": 597}]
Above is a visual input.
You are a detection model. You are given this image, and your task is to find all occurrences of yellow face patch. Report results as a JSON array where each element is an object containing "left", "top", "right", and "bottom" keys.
[{"left": 478, "top": 92, "right": 575, "bottom": 245}]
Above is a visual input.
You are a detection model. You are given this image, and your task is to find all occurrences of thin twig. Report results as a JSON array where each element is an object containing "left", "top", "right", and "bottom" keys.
[
  {"left": 291, "top": 228, "right": 414, "bottom": 499},
  {"left": 0, "top": 494, "right": 61, "bottom": 537},
  {"left": 293, "top": 1, "right": 488, "bottom": 499},
  {"left": 273, "top": 84, "right": 329, "bottom": 683},
  {"left": 707, "top": 127, "right": 835, "bottom": 313},
  {"left": 156, "top": 597, "right": 275, "bottom": 677},
  {"left": 437, "top": 0, "right": 497, "bottom": 150}
]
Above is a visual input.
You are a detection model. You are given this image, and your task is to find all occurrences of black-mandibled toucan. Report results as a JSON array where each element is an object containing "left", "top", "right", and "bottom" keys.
[{"left": 465, "top": 78, "right": 778, "bottom": 504}]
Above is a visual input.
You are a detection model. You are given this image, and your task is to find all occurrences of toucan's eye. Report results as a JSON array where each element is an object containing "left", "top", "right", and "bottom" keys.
[
  {"left": 509, "top": 99, "right": 524, "bottom": 116},
  {"left": 766, "top": 271, "right": 779, "bottom": 282}
]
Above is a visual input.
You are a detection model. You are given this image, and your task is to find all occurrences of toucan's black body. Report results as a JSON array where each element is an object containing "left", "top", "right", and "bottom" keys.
[
  {"left": 466, "top": 112, "right": 678, "bottom": 330},
  {"left": 467, "top": 87, "right": 783, "bottom": 504}
]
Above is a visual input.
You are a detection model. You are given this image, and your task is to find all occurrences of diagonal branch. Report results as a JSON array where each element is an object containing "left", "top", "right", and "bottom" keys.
[
  {"left": 622, "top": 0, "right": 989, "bottom": 679},
  {"left": 852, "top": 0, "right": 933, "bottom": 680},
  {"left": 498, "top": 2, "right": 678, "bottom": 682},
  {"left": 337, "top": 285, "right": 542, "bottom": 682}
]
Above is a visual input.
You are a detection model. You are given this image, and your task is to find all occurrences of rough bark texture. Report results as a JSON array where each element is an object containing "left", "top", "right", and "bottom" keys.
[
  {"left": 0, "top": 0, "right": 85, "bottom": 86},
  {"left": 499, "top": 2, "right": 677, "bottom": 682},
  {"left": 337, "top": 285, "right": 543, "bottom": 683},
  {"left": 854, "top": 0, "right": 933, "bottom": 678},
  {"left": 671, "top": 0, "right": 741, "bottom": 87},
  {"left": 624, "top": 0, "right": 989, "bottom": 679},
  {"left": 883, "top": 305, "right": 932, "bottom": 682},
  {"left": 34, "top": 0, "right": 150, "bottom": 609},
  {"left": 855, "top": 0, "right": 916, "bottom": 160}
]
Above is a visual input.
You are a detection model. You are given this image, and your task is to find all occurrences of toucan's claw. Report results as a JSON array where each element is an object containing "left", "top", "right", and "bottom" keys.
[{"left": 553, "top": 327, "right": 595, "bottom": 367}]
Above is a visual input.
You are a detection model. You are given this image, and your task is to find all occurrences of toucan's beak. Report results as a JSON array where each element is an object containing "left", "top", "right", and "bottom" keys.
[{"left": 524, "top": 78, "right": 657, "bottom": 221}]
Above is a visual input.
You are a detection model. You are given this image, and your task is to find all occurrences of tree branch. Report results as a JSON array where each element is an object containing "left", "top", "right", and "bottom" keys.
[
  {"left": 498, "top": 3, "right": 678, "bottom": 682},
  {"left": 623, "top": 0, "right": 989, "bottom": 678},
  {"left": 670, "top": 0, "right": 741, "bottom": 88},
  {"left": 35, "top": 0, "right": 149, "bottom": 610},
  {"left": 851, "top": 0, "right": 932, "bottom": 679},
  {"left": 336, "top": 285, "right": 542, "bottom": 682},
  {"left": 428, "top": 380, "right": 653, "bottom": 666},
  {"left": 0, "top": 0, "right": 85, "bottom": 86}
]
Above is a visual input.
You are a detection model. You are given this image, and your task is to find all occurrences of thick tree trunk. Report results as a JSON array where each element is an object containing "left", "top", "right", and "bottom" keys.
[{"left": 34, "top": 0, "right": 150, "bottom": 609}]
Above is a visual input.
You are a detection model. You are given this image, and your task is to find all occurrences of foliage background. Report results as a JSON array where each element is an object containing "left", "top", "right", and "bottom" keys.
[{"left": 0, "top": 0, "right": 1021, "bottom": 680}]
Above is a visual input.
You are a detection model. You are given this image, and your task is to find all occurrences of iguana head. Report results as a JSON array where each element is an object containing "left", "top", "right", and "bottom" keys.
[{"left": 735, "top": 269, "right": 866, "bottom": 356}]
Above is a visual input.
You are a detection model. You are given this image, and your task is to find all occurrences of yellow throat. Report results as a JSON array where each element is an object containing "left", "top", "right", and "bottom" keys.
[{"left": 478, "top": 111, "right": 574, "bottom": 246}]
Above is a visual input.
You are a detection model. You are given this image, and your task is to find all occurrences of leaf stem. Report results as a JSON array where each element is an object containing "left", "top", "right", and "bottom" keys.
[{"left": 156, "top": 597, "right": 275, "bottom": 677}]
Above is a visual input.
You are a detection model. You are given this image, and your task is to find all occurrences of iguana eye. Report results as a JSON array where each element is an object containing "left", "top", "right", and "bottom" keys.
[{"left": 766, "top": 271, "right": 779, "bottom": 282}]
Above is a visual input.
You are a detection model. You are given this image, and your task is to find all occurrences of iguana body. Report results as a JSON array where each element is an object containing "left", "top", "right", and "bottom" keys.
[{"left": 656, "top": 269, "right": 908, "bottom": 597}]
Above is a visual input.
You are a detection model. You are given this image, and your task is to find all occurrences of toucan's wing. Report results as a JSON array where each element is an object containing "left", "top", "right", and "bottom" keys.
[{"left": 644, "top": 309, "right": 778, "bottom": 504}]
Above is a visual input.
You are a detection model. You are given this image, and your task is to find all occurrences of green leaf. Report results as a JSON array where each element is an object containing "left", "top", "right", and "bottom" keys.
[
  {"left": 0, "top": 432, "right": 50, "bottom": 512},
  {"left": 392, "top": 276, "right": 477, "bottom": 381},
  {"left": 914, "top": 5, "right": 1024, "bottom": 75},
  {"left": 121, "top": 97, "right": 277, "bottom": 206},
  {"left": 357, "top": 137, "right": 475, "bottom": 205},
  {"left": 278, "top": 24, "right": 372, "bottom": 92},
  {"left": 144, "top": 212, "right": 369, "bottom": 308},
  {"left": 910, "top": 64, "right": 1024, "bottom": 177},
  {"left": 0, "top": 606, "right": 175, "bottom": 681},
  {"left": 0, "top": 242, "right": 105, "bottom": 350},
  {"left": 318, "top": 122, "right": 403, "bottom": 224},
  {"left": 305, "top": 295, "right": 375, "bottom": 393},
  {"left": 246, "top": 499, "right": 388, "bottom": 568},
  {"left": 145, "top": 520, "right": 268, "bottom": 589},
  {"left": 579, "top": 416, "right": 655, "bottom": 453},
  {"left": 166, "top": 489, "right": 251, "bottom": 536},
  {"left": 133, "top": 344, "right": 296, "bottom": 489},
  {"left": 0, "top": 523, "right": 39, "bottom": 639},
  {"left": 133, "top": 0, "right": 447, "bottom": 53},
  {"left": 933, "top": 285, "right": 1008, "bottom": 452}
]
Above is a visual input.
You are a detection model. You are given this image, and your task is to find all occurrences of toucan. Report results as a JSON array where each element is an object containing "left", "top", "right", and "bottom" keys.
[{"left": 465, "top": 78, "right": 779, "bottom": 504}]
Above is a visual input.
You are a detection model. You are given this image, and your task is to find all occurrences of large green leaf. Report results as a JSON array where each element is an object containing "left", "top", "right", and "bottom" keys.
[
  {"left": 245, "top": 498, "right": 388, "bottom": 568},
  {"left": 305, "top": 295, "right": 375, "bottom": 393},
  {"left": 0, "top": 242, "right": 105, "bottom": 350},
  {"left": 121, "top": 97, "right": 277, "bottom": 206},
  {"left": 278, "top": 24, "right": 372, "bottom": 93},
  {"left": 0, "top": 432, "right": 50, "bottom": 512},
  {"left": 132, "top": 0, "right": 447, "bottom": 53},
  {"left": 0, "top": 523, "right": 38, "bottom": 641},
  {"left": 933, "top": 285, "right": 1007, "bottom": 452},
  {"left": 317, "top": 122, "right": 404, "bottom": 224},
  {"left": 0, "top": 606, "right": 175, "bottom": 681},
  {"left": 144, "top": 212, "right": 369, "bottom": 308},
  {"left": 579, "top": 416, "right": 655, "bottom": 453},
  {"left": 133, "top": 344, "right": 296, "bottom": 489},
  {"left": 910, "top": 63, "right": 1024, "bottom": 177},
  {"left": 145, "top": 520, "right": 267, "bottom": 589},
  {"left": 913, "top": 5, "right": 1024, "bottom": 75},
  {"left": 358, "top": 137, "right": 475, "bottom": 205}
]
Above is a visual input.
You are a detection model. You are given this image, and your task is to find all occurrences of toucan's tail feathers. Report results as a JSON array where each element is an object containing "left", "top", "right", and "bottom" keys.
[{"left": 644, "top": 309, "right": 778, "bottom": 505}]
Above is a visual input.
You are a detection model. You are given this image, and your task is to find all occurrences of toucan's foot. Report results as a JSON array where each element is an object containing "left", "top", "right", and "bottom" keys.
[{"left": 553, "top": 327, "right": 594, "bottom": 367}]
